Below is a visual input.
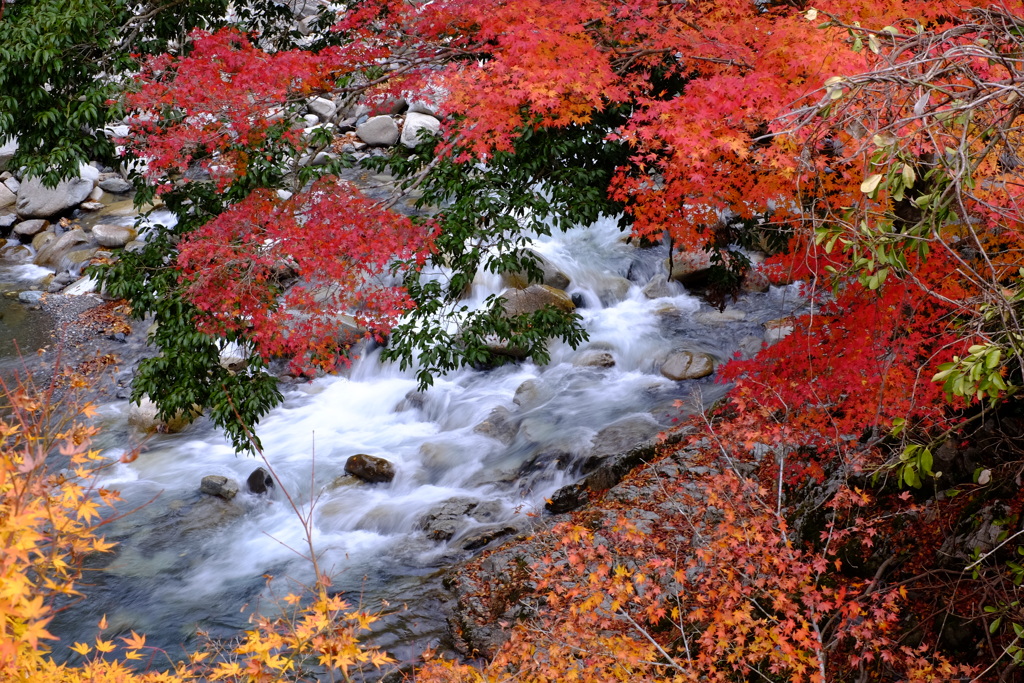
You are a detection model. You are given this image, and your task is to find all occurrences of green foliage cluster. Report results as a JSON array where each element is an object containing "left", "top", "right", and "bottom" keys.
[
  {"left": 375, "top": 118, "right": 629, "bottom": 385},
  {"left": 0, "top": 0, "right": 296, "bottom": 185}
]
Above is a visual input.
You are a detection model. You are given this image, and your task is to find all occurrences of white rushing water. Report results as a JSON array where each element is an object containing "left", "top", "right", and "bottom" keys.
[{"left": 49, "top": 215, "right": 808, "bottom": 668}]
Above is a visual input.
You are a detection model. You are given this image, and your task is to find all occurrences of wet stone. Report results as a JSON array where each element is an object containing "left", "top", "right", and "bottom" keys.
[
  {"left": 200, "top": 475, "right": 239, "bottom": 500},
  {"left": 344, "top": 453, "right": 396, "bottom": 483},
  {"left": 246, "top": 467, "right": 274, "bottom": 494}
]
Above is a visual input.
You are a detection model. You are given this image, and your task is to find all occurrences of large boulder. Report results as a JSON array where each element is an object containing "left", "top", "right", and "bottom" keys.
[
  {"left": 16, "top": 167, "right": 97, "bottom": 218},
  {"left": 660, "top": 350, "right": 715, "bottom": 380},
  {"left": 344, "top": 453, "right": 396, "bottom": 483},
  {"left": 642, "top": 275, "right": 685, "bottom": 299},
  {"left": 33, "top": 229, "right": 91, "bottom": 269},
  {"left": 355, "top": 115, "right": 400, "bottom": 146},
  {"left": 400, "top": 112, "right": 441, "bottom": 148},
  {"left": 500, "top": 284, "right": 575, "bottom": 317},
  {"left": 0, "top": 184, "right": 15, "bottom": 209}
]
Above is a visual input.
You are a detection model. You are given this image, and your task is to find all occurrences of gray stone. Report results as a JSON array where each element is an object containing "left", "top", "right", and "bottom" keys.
[
  {"left": 16, "top": 171, "right": 96, "bottom": 218},
  {"left": 0, "top": 138, "right": 16, "bottom": 173},
  {"left": 0, "top": 184, "right": 14, "bottom": 209},
  {"left": 405, "top": 83, "right": 447, "bottom": 116},
  {"left": 200, "top": 475, "right": 239, "bottom": 500},
  {"left": 0, "top": 213, "right": 16, "bottom": 230},
  {"left": 642, "top": 275, "right": 684, "bottom": 299},
  {"left": 307, "top": 96, "right": 337, "bottom": 121},
  {"left": 78, "top": 201, "right": 104, "bottom": 211},
  {"left": 355, "top": 115, "right": 400, "bottom": 146},
  {"left": 418, "top": 497, "right": 478, "bottom": 541},
  {"left": 67, "top": 247, "right": 103, "bottom": 265},
  {"left": 31, "top": 231, "right": 54, "bottom": 251},
  {"left": 17, "top": 290, "right": 44, "bottom": 305},
  {"left": 400, "top": 112, "right": 441, "bottom": 148},
  {"left": 90, "top": 223, "right": 137, "bottom": 248},
  {"left": 458, "top": 524, "right": 518, "bottom": 551},
  {"left": 13, "top": 219, "right": 48, "bottom": 238},
  {"left": 593, "top": 276, "right": 633, "bottom": 305},
  {"left": 693, "top": 307, "right": 747, "bottom": 324},
  {"left": 660, "top": 350, "right": 715, "bottom": 380},
  {"left": 500, "top": 284, "right": 575, "bottom": 317},
  {"left": 574, "top": 350, "right": 615, "bottom": 368},
  {"left": 33, "top": 229, "right": 91, "bottom": 269},
  {"left": 589, "top": 413, "right": 662, "bottom": 462},
  {"left": 3, "top": 177, "right": 19, "bottom": 194},
  {"left": 512, "top": 379, "right": 555, "bottom": 411},
  {"left": 88, "top": 185, "right": 104, "bottom": 202},
  {"left": 98, "top": 176, "right": 133, "bottom": 194},
  {"left": 473, "top": 406, "right": 518, "bottom": 445},
  {"left": 344, "top": 453, "right": 396, "bottom": 483}
]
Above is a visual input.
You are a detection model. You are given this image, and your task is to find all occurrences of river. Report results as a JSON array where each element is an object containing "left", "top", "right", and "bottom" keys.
[{"left": 3, "top": 214, "right": 807, "bottom": 675}]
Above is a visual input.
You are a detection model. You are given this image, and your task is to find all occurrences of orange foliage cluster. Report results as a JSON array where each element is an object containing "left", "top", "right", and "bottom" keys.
[{"left": 0, "top": 374, "right": 390, "bottom": 683}]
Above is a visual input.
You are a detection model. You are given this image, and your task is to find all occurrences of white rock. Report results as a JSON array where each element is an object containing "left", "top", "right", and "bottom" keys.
[
  {"left": 0, "top": 184, "right": 14, "bottom": 209},
  {"left": 3, "top": 177, "right": 19, "bottom": 194},
  {"left": 88, "top": 186, "right": 104, "bottom": 202},
  {"left": 400, "top": 112, "right": 441, "bottom": 148},
  {"left": 307, "top": 96, "right": 337, "bottom": 121},
  {"left": 63, "top": 276, "right": 98, "bottom": 295},
  {"left": 355, "top": 115, "right": 400, "bottom": 146},
  {"left": 78, "top": 163, "right": 100, "bottom": 184}
]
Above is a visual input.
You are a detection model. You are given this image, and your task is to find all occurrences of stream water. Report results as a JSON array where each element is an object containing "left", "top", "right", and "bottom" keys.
[{"left": 3, "top": 213, "right": 808, "bottom": 675}]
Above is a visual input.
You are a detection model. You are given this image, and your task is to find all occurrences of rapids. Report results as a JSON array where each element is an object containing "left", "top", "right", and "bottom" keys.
[{"left": 26, "top": 215, "right": 808, "bottom": 673}]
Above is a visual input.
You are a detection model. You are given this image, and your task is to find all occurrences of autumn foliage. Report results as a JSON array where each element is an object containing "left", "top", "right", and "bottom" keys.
[{"left": 7, "top": 0, "right": 1024, "bottom": 679}]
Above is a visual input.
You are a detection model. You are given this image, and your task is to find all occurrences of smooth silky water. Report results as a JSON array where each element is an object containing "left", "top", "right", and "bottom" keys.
[{"left": 25, "top": 216, "right": 809, "bottom": 673}]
